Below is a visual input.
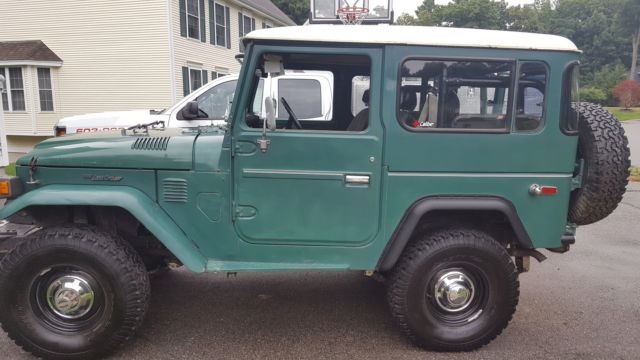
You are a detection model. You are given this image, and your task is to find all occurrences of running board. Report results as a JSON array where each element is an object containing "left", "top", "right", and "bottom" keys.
[{"left": 205, "top": 260, "right": 349, "bottom": 273}]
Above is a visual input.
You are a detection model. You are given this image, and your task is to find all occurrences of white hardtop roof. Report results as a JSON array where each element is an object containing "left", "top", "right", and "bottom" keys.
[{"left": 245, "top": 25, "right": 580, "bottom": 53}]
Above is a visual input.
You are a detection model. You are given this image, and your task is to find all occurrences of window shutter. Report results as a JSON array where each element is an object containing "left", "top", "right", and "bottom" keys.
[
  {"left": 202, "top": 70, "right": 208, "bottom": 84},
  {"left": 182, "top": 67, "right": 190, "bottom": 96},
  {"left": 209, "top": 0, "right": 215, "bottom": 45},
  {"left": 179, "top": 0, "right": 187, "bottom": 37},
  {"left": 212, "top": 71, "right": 218, "bottom": 80},
  {"left": 251, "top": 18, "right": 255, "bottom": 31},
  {"left": 199, "top": 0, "right": 206, "bottom": 42},
  {"left": 238, "top": 12, "right": 244, "bottom": 51},
  {"left": 225, "top": 7, "right": 231, "bottom": 49}
]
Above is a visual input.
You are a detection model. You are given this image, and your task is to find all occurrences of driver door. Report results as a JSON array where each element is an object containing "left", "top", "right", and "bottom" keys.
[{"left": 231, "top": 47, "right": 383, "bottom": 247}]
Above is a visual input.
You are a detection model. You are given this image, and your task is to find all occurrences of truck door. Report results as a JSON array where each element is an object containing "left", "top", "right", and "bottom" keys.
[{"left": 231, "top": 47, "right": 383, "bottom": 247}]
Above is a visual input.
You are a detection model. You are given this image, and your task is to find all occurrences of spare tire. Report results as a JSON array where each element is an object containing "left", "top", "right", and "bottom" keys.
[{"left": 568, "top": 102, "right": 630, "bottom": 225}]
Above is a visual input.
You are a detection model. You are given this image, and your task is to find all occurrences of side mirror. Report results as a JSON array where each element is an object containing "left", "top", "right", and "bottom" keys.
[
  {"left": 264, "top": 97, "right": 277, "bottom": 131},
  {"left": 179, "top": 101, "right": 199, "bottom": 120}
]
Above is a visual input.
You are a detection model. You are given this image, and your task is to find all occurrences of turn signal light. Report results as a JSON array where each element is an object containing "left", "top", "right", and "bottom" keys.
[
  {"left": 54, "top": 126, "right": 67, "bottom": 136},
  {"left": 0, "top": 177, "right": 22, "bottom": 199},
  {"left": 529, "top": 184, "right": 558, "bottom": 196},
  {"left": 0, "top": 181, "right": 9, "bottom": 195}
]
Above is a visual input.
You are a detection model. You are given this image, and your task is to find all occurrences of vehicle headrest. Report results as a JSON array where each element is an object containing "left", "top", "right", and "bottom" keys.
[
  {"left": 362, "top": 89, "right": 370, "bottom": 105},
  {"left": 399, "top": 87, "right": 417, "bottom": 111}
]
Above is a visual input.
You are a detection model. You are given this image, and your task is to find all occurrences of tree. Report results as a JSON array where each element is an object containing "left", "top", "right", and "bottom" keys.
[
  {"left": 612, "top": 80, "right": 640, "bottom": 109},
  {"left": 506, "top": 5, "right": 546, "bottom": 33},
  {"left": 411, "top": 0, "right": 508, "bottom": 29},
  {"left": 271, "top": 0, "right": 309, "bottom": 25},
  {"left": 618, "top": 0, "right": 640, "bottom": 80}
]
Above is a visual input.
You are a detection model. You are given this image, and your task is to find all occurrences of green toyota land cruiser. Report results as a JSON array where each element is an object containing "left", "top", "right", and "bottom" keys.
[{"left": 0, "top": 25, "right": 630, "bottom": 359}]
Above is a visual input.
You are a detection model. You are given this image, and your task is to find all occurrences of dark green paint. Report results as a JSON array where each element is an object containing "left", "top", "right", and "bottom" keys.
[{"left": 0, "top": 38, "right": 581, "bottom": 273}]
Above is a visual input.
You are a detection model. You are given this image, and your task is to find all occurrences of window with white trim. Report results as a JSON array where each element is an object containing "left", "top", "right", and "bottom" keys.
[
  {"left": 0, "top": 67, "right": 26, "bottom": 112},
  {"left": 238, "top": 12, "right": 255, "bottom": 51},
  {"left": 37, "top": 68, "right": 54, "bottom": 112},
  {"left": 214, "top": 3, "right": 228, "bottom": 47},
  {"left": 187, "top": 0, "right": 200, "bottom": 40},
  {"left": 189, "top": 67, "right": 204, "bottom": 92}
]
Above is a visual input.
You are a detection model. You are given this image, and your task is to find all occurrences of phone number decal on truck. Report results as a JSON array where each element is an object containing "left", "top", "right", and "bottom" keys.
[{"left": 75, "top": 128, "right": 124, "bottom": 133}]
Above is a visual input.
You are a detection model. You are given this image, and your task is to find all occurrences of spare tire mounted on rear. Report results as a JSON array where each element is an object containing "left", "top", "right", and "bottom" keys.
[{"left": 568, "top": 102, "right": 630, "bottom": 225}]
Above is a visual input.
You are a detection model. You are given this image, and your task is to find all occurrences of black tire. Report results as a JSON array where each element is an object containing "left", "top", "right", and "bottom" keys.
[
  {"left": 387, "top": 228, "right": 519, "bottom": 351},
  {"left": 0, "top": 225, "right": 150, "bottom": 360},
  {"left": 569, "top": 102, "right": 630, "bottom": 225}
]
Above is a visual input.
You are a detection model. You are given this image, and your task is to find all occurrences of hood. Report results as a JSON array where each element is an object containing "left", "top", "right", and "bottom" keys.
[
  {"left": 17, "top": 128, "right": 197, "bottom": 170},
  {"left": 56, "top": 110, "right": 168, "bottom": 132}
]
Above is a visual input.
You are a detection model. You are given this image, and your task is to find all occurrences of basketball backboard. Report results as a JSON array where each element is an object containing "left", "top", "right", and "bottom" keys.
[{"left": 310, "top": 0, "right": 394, "bottom": 24}]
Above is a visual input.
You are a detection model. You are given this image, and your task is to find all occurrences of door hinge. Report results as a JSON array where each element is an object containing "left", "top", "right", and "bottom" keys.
[{"left": 571, "top": 159, "right": 584, "bottom": 190}]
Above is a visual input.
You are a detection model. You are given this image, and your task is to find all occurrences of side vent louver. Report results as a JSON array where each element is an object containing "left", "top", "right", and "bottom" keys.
[
  {"left": 163, "top": 178, "right": 188, "bottom": 203},
  {"left": 131, "top": 137, "right": 170, "bottom": 151}
]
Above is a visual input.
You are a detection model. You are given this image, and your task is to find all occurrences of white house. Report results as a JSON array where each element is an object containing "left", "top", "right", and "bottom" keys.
[{"left": 0, "top": 0, "right": 295, "bottom": 158}]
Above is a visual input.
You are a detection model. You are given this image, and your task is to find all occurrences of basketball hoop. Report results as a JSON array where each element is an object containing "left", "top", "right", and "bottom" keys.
[{"left": 337, "top": 6, "right": 369, "bottom": 25}]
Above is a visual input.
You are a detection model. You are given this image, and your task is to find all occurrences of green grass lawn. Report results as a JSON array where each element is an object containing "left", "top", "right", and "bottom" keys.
[
  {"left": 630, "top": 166, "right": 640, "bottom": 182},
  {"left": 605, "top": 107, "right": 640, "bottom": 121},
  {"left": 3, "top": 163, "right": 16, "bottom": 176}
]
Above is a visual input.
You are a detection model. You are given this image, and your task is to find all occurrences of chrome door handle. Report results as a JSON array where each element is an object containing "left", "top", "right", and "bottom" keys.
[{"left": 345, "top": 175, "right": 370, "bottom": 185}]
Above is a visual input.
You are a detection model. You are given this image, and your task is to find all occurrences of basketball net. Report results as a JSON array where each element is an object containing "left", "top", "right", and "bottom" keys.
[{"left": 337, "top": 6, "right": 369, "bottom": 25}]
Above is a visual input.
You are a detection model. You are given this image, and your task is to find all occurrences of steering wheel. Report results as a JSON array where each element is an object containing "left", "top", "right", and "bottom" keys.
[{"left": 280, "top": 97, "right": 303, "bottom": 130}]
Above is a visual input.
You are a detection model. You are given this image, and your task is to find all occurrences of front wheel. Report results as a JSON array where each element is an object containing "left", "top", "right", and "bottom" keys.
[
  {"left": 0, "top": 226, "right": 150, "bottom": 360},
  {"left": 387, "top": 228, "right": 519, "bottom": 351}
]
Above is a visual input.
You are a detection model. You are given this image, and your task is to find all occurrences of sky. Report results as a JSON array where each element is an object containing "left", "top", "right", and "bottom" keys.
[{"left": 394, "top": 0, "right": 536, "bottom": 17}]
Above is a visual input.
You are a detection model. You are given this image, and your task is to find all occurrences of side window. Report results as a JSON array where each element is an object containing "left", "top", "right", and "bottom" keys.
[
  {"left": 561, "top": 63, "right": 580, "bottom": 134},
  {"left": 352, "top": 76, "right": 371, "bottom": 116},
  {"left": 516, "top": 61, "right": 547, "bottom": 132},
  {"left": 277, "top": 79, "right": 322, "bottom": 120},
  {"left": 195, "top": 80, "right": 237, "bottom": 119},
  {"left": 244, "top": 53, "right": 370, "bottom": 131},
  {"left": 398, "top": 60, "right": 513, "bottom": 131}
]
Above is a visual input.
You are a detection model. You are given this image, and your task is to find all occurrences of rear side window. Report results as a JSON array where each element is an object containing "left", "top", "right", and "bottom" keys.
[
  {"left": 398, "top": 59, "right": 514, "bottom": 131},
  {"left": 277, "top": 79, "right": 322, "bottom": 120},
  {"left": 561, "top": 63, "right": 580, "bottom": 134},
  {"left": 515, "top": 61, "right": 547, "bottom": 132}
]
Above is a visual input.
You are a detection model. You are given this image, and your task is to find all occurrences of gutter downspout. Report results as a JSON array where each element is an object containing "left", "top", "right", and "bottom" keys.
[{"left": 166, "top": 0, "right": 177, "bottom": 103}]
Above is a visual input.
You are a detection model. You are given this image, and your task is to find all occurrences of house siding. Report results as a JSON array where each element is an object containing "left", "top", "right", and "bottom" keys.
[
  {"left": 0, "top": 0, "right": 291, "bottom": 153},
  {"left": 172, "top": 0, "right": 280, "bottom": 102},
  {"left": 0, "top": 0, "right": 173, "bottom": 141}
]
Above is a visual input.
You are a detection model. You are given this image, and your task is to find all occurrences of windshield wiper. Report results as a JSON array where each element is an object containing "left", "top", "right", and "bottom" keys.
[{"left": 122, "top": 121, "right": 165, "bottom": 135}]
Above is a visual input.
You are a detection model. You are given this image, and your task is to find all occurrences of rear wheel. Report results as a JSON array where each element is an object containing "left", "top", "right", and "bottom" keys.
[
  {"left": 387, "top": 228, "right": 519, "bottom": 351},
  {"left": 0, "top": 225, "right": 150, "bottom": 360}
]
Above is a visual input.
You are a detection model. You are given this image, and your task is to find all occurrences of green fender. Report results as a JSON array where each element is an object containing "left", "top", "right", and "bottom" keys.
[{"left": 0, "top": 185, "right": 207, "bottom": 272}]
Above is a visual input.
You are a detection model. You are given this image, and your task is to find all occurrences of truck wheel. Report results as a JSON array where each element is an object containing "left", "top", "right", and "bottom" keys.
[
  {"left": 569, "top": 102, "right": 630, "bottom": 225},
  {"left": 0, "top": 226, "right": 150, "bottom": 359},
  {"left": 387, "top": 228, "right": 519, "bottom": 351}
]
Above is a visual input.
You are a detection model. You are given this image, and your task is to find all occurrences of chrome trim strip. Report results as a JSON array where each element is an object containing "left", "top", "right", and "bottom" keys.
[
  {"left": 243, "top": 169, "right": 343, "bottom": 177},
  {"left": 388, "top": 172, "right": 573, "bottom": 178}
]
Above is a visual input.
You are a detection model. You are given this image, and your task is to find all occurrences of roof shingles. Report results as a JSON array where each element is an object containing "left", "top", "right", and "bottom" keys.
[
  {"left": 0, "top": 40, "right": 62, "bottom": 62},
  {"left": 241, "top": 0, "right": 296, "bottom": 26}
]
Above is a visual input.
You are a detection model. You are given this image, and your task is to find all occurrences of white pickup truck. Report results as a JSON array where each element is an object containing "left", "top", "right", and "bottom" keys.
[{"left": 54, "top": 71, "right": 334, "bottom": 135}]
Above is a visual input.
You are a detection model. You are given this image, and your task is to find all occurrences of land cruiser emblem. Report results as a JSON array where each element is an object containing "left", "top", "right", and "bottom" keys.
[{"left": 83, "top": 175, "right": 123, "bottom": 182}]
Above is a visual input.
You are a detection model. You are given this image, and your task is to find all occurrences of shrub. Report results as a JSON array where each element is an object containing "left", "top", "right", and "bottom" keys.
[
  {"left": 612, "top": 80, "right": 640, "bottom": 109},
  {"left": 579, "top": 87, "right": 607, "bottom": 104}
]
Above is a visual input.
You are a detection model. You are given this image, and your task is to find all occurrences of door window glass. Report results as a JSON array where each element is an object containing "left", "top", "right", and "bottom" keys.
[{"left": 277, "top": 79, "right": 322, "bottom": 120}]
